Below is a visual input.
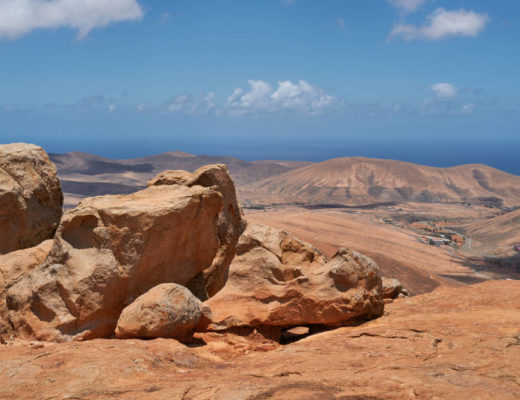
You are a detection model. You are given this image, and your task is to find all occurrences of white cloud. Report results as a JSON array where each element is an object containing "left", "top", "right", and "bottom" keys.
[
  {"left": 0, "top": 0, "right": 143, "bottom": 40},
  {"left": 390, "top": 8, "right": 489, "bottom": 40},
  {"left": 461, "top": 103, "right": 476, "bottom": 114},
  {"left": 336, "top": 17, "right": 345, "bottom": 30},
  {"left": 165, "top": 92, "right": 216, "bottom": 114},
  {"left": 107, "top": 103, "right": 118, "bottom": 112},
  {"left": 225, "top": 79, "right": 336, "bottom": 116},
  {"left": 420, "top": 83, "right": 481, "bottom": 116},
  {"left": 388, "top": 0, "right": 427, "bottom": 14},
  {"left": 430, "top": 83, "right": 458, "bottom": 99},
  {"left": 136, "top": 102, "right": 150, "bottom": 112}
]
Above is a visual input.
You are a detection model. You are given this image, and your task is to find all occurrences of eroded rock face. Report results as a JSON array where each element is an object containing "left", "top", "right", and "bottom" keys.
[
  {"left": 0, "top": 143, "right": 63, "bottom": 254},
  {"left": 0, "top": 240, "right": 53, "bottom": 339},
  {"left": 6, "top": 165, "right": 245, "bottom": 341},
  {"left": 115, "top": 284, "right": 204, "bottom": 341},
  {"left": 205, "top": 224, "right": 384, "bottom": 332},
  {"left": 148, "top": 164, "right": 246, "bottom": 298}
]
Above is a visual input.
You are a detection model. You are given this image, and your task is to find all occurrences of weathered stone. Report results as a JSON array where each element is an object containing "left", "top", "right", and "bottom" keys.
[
  {"left": 0, "top": 240, "right": 53, "bottom": 338},
  {"left": 0, "top": 143, "right": 63, "bottom": 254},
  {"left": 382, "top": 277, "right": 406, "bottom": 299},
  {"left": 115, "top": 284, "right": 203, "bottom": 341},
  {"left": 205, "top": 224, "right": 384, "bottom": 332},
  {"left": 1, "top": 281, "right": 520, "bottom": 400},
  {"left": 148, "top": 164, "right": 246, "bottom": 298},
  {"left": 6, "top": 165, "right": 245, "bottom": 341}
]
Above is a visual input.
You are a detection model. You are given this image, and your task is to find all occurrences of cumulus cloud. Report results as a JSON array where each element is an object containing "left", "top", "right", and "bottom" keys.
[
  {"left": 430, "top": 83, "right": 458, "bottom": 99},
  {"left": 422, "top": 82, "right": 458, "bottom": 109},
  {"left": 0, "top": 0, "right": 143, "bottom": 39},
  {"left": 421, "top": 82, "right": 478, "bottom": 115},
  {"left": 165, "top": 92, "right": 216, "bottom": 114},
  {"left": 388, "top": 0, "right": 427, "bottom": 14},
  {"left": 461, "top": 103, "right": 476, "bottom": 114},
  {"left": 136, "top": 103, "right": 150, "bottom": 112},
  {"left": 390, "top": 8, "right": 489, "bottom": 41},
  {"left": 225, "top": 79, "right": 336, "bottom": 116}
]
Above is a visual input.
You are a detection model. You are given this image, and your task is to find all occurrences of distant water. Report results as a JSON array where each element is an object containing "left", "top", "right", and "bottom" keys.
[
  {"left": 13, "top": 130, "right": 520, "bottom": 176},
  {"left": 189, "top": 139, "right": 520, "bottom": 176}
]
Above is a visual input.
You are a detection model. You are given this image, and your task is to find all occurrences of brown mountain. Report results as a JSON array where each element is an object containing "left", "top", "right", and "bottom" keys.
[
  {"left": 49, "top": 151, "right": 312, "bottom": 206},
  {"left": 239, "top": 157, "right": 520, "bottom": 207}
]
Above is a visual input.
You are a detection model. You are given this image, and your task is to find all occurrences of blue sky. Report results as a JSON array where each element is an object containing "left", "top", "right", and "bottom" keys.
[{"left": 0, "top": 0, "right": 519, "bottom": 173}]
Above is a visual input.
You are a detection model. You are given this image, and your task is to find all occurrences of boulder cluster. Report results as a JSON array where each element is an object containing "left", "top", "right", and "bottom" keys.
[{"left": 0, "top": 143, "right": 396, "bottom": 344}]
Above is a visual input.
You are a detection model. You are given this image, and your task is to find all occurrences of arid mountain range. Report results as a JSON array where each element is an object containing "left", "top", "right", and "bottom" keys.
[
  {"left": 49, "top": 151, "right": 311, "bottom": 206},
  {"left": 50, "top": 151, "right": 520, "bottom": 209},
  {"left": 240, "top": 157, "right": 520, "bottom": 207}
]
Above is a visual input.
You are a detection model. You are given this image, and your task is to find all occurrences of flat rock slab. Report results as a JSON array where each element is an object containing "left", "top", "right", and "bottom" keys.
[{"left": 1, "top": 280, "right": 519, "bottom": 399}]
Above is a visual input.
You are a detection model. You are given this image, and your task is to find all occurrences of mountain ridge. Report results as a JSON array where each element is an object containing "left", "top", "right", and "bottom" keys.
[
  {"left": 50, "top": 152, "right": 520, "bottom": 209},
  {"left": 239, "top": 156, "right": 520, "bottom": 207}
]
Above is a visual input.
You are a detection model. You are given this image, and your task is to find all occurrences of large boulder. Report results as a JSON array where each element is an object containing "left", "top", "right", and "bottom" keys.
[
  {"left": 148, "top": 164, "right": 246, "bottom": 298},
  {"left": 115, "top": 283, "right": 205, "bottom": 341},
  {"left": 0, "top": 240, "right": 53, "bottom": 339},
  {"left": 204, "top": 224, "right": 384, "bottom": 333},
  {"left": 6, "top": 165, "right": 245, "bottom": 341},
  {"left": 0, "top": 143, "right": 63, "bottom": 254}
]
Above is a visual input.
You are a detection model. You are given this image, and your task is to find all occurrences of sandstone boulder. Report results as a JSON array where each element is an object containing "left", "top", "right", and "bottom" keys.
[
  {"left": 205, "top": 224, "right": 384, "bottom": 332},
  {"left": 6, "top": 165, "right": 245, "bottom": 341},
  {"left": 381, "top": 277, "right": 408, "bottom": 300},
  {"left": 0, "top": 143, "right": 63, "bottom": 254},
  {"left": 0, "top": 240, "right": 53, "bottom": 338},
  {"left": 115, "top": 283, "right": 205, "bottom": 341},
  {"left": 148, "top": 164, "right": 246, "bottom": 298}
]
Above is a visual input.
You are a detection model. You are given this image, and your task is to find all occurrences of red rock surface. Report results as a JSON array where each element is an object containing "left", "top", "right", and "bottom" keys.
[
  {"left": 1, "top": 280, "right": 518, "bottom": 400},
  {"left": 0, "top": 240, "right": 53, "bottom": 337},
  {"left": 148, "top": 164, "right": 246, "bottom": 298},
  {"left": 0, "top": 143, "right": 63, "bottom": 254},
  {"left": 5, "top": 164, "right": 245, "bottom": 341},
  {"left": 205, "top": 224, "right": 384, "bottom": 332},
  {"left": 115, "top": 283, "right": 204, "bottom": 341}
]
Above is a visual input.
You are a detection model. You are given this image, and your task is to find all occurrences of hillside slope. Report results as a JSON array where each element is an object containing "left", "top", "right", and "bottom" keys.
[
  {"left": 240, "top": 157, "right": 520, "bottom": 207},
  {"left": 456, "top": 209, "right": 520, "bottom": 257}
]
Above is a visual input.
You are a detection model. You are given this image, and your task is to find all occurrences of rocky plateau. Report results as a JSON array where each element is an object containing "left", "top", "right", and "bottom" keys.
[{"left": 0, "top": 143, "right": 518, "bottom": 400}]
